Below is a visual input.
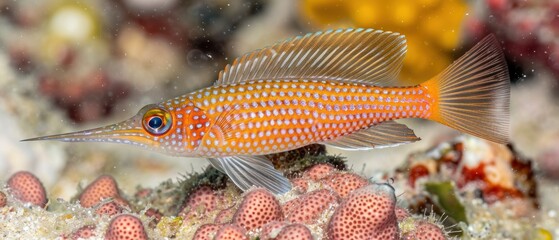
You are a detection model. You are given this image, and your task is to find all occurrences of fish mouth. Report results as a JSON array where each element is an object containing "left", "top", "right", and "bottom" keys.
[{"left": 21, "top": 117, "right": 149, "bottom": 145}]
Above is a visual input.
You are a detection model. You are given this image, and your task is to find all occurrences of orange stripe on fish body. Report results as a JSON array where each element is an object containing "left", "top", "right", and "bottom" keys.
[{"left": 26, "top": 29, "right": 510, "bottom": 194}]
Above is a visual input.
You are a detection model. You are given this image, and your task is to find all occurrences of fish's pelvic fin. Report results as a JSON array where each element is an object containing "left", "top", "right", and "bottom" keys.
[
  {"left": 207, "top": 157, "right": 225, "bottom": 172},
  {"left": 422, "top": 35, "right": 510, "bottom": 144},
  {"left": 216, "top": 28, "right": 410, "bottom": 86},
  {"left": 322, "top": 121, "right": 420, "bottom": 150},
  {"left": 209, "top": 156, "right": 292, "bottom": 195}
]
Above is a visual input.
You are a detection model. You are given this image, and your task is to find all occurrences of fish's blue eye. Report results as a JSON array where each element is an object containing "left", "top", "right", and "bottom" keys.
[
  {"left": 142, "top": 107, "right": 172, "bottom": 135},
  {"left": 148, "top": 117, "right": 163, "bottom": 129}
]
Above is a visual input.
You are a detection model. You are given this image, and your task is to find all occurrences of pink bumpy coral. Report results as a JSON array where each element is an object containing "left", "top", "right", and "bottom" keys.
[
  {"left": 395, "top": 206, "right": 411, "bottom": 221},
  {"left": 79, "top": 175, "right": 120, "bottom": 208},
  {"left": 323, "top": 172, "right": 369, "bottom": 198},
  {"left": 105, "top": 214, "right": 148, "bottom": 240},
  {"left": 214, "top": 224, "right": 248, "bottom": 240},
  {"left": 180, "top": 186, "right": 219, "bottom": 219},
  {"left": 193, "top": 224, "right": 248, "bottom": 240},
  {"left": 286, "top": 189, "right": 339, "bottom": 224},
  {"left": 193, "top": 224, "right": 220, "bottom": 240},
  {"left": 303, "top": 163, "right": 337, "bottom": 180},
  {"left": 214, "top": 207, "right": 236, "bottom": 224},
  {"left": 63, "top": 225, "right": 96, "bottom": 240},
  {"left": 402, "top": 221, "right": 448, "bottom": 240},
  {"left": 260, "top": 221, "right": 289, "bottom": 240},
  {"left": 7, "top": 171, "right": 47, "bottom": 207},
  {"left": 275, "top": 223, "right": 313, "bottom": 240},
  {"left": 290, "top": 177, "right": 309, "bottom": 193},
  {"left": 327, "top": 183, "right": 399, "bottom": 240},
  {"left": 233, "top": 188, "right": 283, "bottom": 231},
  {"left": 96, "top": 201, "right": 123, "bottom": 216}
]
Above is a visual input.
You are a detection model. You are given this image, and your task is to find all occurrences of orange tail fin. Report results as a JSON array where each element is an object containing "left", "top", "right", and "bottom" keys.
[{"left": 422, "top": 35, "right": 510, "bottom": 144}]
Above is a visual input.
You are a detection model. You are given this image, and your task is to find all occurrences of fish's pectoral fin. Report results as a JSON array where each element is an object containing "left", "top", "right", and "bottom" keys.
[
  {"left": 209, "top": 155, "right": 292, "bottom": 195},
  {"left": 322, "top": 121, "right": 421, "bottom": 150},
  {"left": 210, "top": 104, "right": 245, "bottom": 143},
  {"left": 216, "top": 28, "right": 409, "bottom": 86}
]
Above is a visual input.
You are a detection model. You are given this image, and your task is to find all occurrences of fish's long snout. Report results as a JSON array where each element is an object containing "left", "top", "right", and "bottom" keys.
[
  {"left": 21, "top": 128, "right": 100, "bottom": 142},
  {"left": 21, "top": 118, "right": 144, "bottom": 143}
]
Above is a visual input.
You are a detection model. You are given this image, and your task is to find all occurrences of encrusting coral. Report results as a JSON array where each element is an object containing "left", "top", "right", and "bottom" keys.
[
  {"left": 105, "top": 214, "right": 148, "bottom": 240},
  {"left": 6, "top": 171, "right": 47, "bottom": 208},
  {"left": 0, "top": 139, "right": 556, "bottom": 239},
  {"left": 327, "top": 183, "right": 399, "bottom": 240},
  {"left": 401, "top": 220, "right": 447, "bottom": 240},
  {"left": 232, "top": 189, "right": 284, "bottom": 231}
]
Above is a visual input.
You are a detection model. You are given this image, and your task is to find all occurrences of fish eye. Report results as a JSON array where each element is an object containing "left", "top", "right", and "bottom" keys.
[
  {"left": 142, "top": 108, "right": 172, "bottom": 135},
  {"left": 147, "top": 116, "right": 163, "bottom": 129}
]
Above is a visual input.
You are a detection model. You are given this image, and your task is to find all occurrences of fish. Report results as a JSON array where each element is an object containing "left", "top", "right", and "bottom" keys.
[{"left": 23, "top": 29, "right": 510, "bottom": 194}]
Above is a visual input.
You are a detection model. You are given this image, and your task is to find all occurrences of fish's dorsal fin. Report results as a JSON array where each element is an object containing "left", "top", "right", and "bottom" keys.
[
  {"left": 322, "top": 121, "right": 420, "bottom": 150},
  {"left": 216, "top": 28, "right": 408, "bottom": 86},
  {"left": 209, "top": 156, "right": 292, "bottom": 195}
]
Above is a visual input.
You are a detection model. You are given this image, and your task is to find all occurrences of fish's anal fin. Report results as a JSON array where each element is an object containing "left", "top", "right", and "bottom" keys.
[
  {"left": 209, "top": 156, "right": 292, "bottom": 195},
  {"left": 322, "top": 121, "right": 420, "bottom": 150},
  {"left": 216, "top": 28, "right": 409, "bottom": 87}
]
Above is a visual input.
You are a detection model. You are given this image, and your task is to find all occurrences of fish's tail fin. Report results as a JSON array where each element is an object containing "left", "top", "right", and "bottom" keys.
[{"left": 422, "top": 35, "right": 510, "bottom": 144}]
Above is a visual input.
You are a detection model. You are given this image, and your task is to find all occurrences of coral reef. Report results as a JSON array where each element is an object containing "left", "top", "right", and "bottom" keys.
[{"left": 3, "top": 137, "right": 554, "bottom": 239}]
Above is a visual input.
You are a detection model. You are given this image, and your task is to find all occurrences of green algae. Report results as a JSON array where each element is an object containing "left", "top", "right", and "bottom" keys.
[{"left": 424, "top": 181, "right": 468, "bottom": 224}]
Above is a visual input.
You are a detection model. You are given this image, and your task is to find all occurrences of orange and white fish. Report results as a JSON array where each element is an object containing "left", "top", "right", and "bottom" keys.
[{"left": 25, "top": 29, "right": 510, "bottom": 194}]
